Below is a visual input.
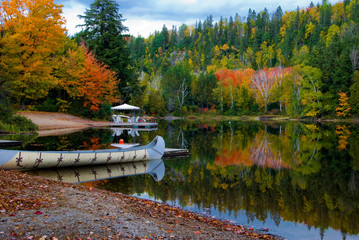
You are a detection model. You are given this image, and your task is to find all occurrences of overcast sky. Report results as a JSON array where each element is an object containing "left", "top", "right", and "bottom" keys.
[{"left": 56, "top": 0, "right": 340, "bottom": 37}]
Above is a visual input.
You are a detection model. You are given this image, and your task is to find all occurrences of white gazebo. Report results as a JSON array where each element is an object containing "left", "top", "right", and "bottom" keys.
[
  {"left": 111, "top": 104, "right": 140, "bottom": 123},
  {"left": 111, "top": 103, "right": 140, "bottom": 111}
]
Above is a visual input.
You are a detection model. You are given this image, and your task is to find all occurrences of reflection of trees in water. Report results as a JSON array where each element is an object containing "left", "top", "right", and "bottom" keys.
[
  {"left": 215, "top": 123, "right": 303, "bottom": 169},
  {"left": 163, "top": 121, "right": 189, "bottom": 149},
  {"left": 159, "top": 162, "right": 359, "bottom": 237},
  {"left": 213, "top": 122, "right": 334, "bottom": 173},
  {"left": 166, "top": 123, "right": 175, "bottom": 145},
  {"left": 168, "top": 122, "right": 359, "bottom": 237},
  {"left": 249, "top": 128, "right": 287, "bottom": 169},
  {"left": 94, "top": 121, "right": 359, "bottom": 238},
  {"left": 349, "top": 171, "right": 359, "bottom": 195},
  {"left": 177, "top": 127, "right": 188, "bottom": 149}
]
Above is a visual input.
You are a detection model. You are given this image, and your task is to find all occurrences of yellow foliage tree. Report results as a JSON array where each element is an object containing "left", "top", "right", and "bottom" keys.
[{"left": 0, "top": 0, "right": 66, "bottom": 106}]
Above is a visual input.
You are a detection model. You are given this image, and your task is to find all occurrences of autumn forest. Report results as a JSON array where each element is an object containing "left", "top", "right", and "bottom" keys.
[{"left": 1, "top": 0, "right": 359, "bottom": 122}]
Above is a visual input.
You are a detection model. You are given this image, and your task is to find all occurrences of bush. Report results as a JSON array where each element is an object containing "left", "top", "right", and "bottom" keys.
[
  {"left": 4, "top": 115, "right": 37, "bottom": 132},
  {"left": 0, "top": 101, "right": 15, "bottom": 121},
  {"left": 35, "top": 98, "right": 58, "bottom": 112}
]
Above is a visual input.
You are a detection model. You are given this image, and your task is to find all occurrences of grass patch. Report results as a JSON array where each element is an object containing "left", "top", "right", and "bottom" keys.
[{"left": 0, "top": 115, "right": 37, "bottom": 134}]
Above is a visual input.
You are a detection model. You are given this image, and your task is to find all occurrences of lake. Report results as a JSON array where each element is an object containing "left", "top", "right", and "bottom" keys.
[{"left": 3, "top": 120, "right": 359, "bottom": 240}]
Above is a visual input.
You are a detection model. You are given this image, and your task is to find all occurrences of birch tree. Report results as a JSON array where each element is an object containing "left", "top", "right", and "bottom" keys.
[
  {"left": 177, "top": 78, "right": 189, "bottom": 110},
  {"left": 250, "top": 68, "right": 278, "bottom": 112},
  {"left": 160, "top": 62, "right": 193, "bottom": 113}
]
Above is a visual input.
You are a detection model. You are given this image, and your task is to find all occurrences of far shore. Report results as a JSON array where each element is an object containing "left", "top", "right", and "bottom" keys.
[{"left": 16, "top": 111, "right": 359, "bottom": 137}]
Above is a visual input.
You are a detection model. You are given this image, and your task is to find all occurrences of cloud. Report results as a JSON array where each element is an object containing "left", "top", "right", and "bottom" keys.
[
  {"left": 120, "top": 0, "right": 315, "bottom": 37},
  {"left": 59, "top": 0, "right": 87, "bottom": 35},
  {"left": 125, "top": 19, "right": 183, "bottom": 37},
  {"left": 58, "top": 0, "right": 341, "bottom": 38}
]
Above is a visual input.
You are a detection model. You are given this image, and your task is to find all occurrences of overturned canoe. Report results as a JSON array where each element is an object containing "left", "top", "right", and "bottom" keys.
[{"left": 0, "top": 136, "right": 165, "bottom": 170}]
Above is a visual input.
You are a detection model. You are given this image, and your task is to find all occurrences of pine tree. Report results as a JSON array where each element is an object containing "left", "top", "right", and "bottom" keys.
[
  {"left": 77, "top": 0, "right": 137, "bottom": 102},
  {"left": 350, "top": 71, "right": 359, "bottom": 115}
]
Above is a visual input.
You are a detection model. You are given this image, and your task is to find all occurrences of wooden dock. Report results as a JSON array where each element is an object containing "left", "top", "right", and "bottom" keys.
[
  {"left": 163, "top": 148, "right": 190, "bottom": 159},
  {"left": 0, "top": 140, "right": 22, "bottom": 147}
]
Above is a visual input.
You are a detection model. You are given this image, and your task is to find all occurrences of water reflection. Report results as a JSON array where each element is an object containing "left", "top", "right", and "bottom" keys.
[
  {"left": 4, "top": 121, "right": 359, "bottom": 239},
  {"left": 27, "top": 159, "right": 165, "bottom": 183},
  {"left": 111, "top": 127, "right": 158, "bottom": 138},
  {"left": 96, "top": 121, "right": 359, "bottom": 240}
]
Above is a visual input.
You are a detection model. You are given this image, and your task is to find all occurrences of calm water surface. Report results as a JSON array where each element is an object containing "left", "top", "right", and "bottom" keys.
[{"left": 3, "top": 120, "right": 359, "bottom": 240}]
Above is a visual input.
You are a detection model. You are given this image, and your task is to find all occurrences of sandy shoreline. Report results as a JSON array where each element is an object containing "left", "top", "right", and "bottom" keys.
[
  {"left": 18, "top": 111, "right": 111, "bottom": 137},
  {"left": 0, "top": 170, "right": 281, "bottom": 240},
  {"left": 0, "top": 112, "right": 282, "bottom": 239}
]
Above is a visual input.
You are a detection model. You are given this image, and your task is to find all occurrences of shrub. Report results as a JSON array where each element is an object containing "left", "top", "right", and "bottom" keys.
[
  {"left": 35, "top": 98, "right": 58, "bottom": 112},
  {"left": 5, "top": 115, "right": 37, "bottom": 132}
]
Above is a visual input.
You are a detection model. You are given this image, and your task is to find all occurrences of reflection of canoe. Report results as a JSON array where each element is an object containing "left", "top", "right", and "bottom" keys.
[
  {"left": 26, "top": 159, "right": 165, "bottom": 183},
  {"left": 0, "top": 136, "right": 165, "bottom": 170}
]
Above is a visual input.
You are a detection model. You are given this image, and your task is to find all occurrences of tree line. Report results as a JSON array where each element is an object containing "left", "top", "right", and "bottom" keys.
[
  {"left": 1, "top": 0, "right": 359, "bottom": 121},
  {"left": 129, "top": 0, "right": 359, "bottom": 118}
]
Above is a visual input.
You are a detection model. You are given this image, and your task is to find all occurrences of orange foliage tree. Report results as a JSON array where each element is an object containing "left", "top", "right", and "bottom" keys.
[
  {"left": 215, "top": 69, "right": 254, "bottom": 87},
  {"left": 335, "top": 125, "right": 351, "bottom": 151},
  {"left": 336, "top": 91, "right": 351, "bottom": 118},
  {"left": 0, "top": 0, "right": 66, "bottom": 106},
  {"left": 214, "top": 68, "right": 255, "bottom": 111},
  {"left": 59, "top": 44, "right": 119, "bottom": 111}
]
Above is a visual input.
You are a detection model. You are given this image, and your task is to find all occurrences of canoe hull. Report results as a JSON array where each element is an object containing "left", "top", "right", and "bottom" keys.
[{"left": 0, "top": 136, "right": 165, "bottom": 170}]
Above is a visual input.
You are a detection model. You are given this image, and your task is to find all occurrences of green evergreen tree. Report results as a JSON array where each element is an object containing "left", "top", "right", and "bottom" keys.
[
  {"left": 77, "top": 0, "right": 138, "bottom": 102},
  {"left": 192, "top": 72, "right": 217, "bottom": 110},
  {"left": 320, "top": 0, "right": 333, "bottom": 29},
  {"left": 350, "top": 71, "right": 359, "bottom": 115},
  {"left": 169, "top": 25, "right": 178, "bottom": 49},
  {"left": 271, "top": 6, "right": 283, "bottom": 45}
]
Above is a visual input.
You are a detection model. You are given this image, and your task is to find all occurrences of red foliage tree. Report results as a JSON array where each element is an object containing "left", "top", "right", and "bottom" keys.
[{"left": 60, "top": 44, "right": 119, "bottom": 111}]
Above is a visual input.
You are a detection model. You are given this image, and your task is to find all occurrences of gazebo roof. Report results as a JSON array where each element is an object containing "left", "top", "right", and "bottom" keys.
[{"left": 111, "top": 103, "right": 140, "bottom": 110}]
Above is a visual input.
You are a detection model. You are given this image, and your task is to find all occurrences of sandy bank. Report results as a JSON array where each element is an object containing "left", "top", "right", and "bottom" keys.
[
  {"left": 0, "top": 170, "right": 280, "bottom": 240},
  {"left": 18, "top": 111, "right": 111, "bottom": 136}
]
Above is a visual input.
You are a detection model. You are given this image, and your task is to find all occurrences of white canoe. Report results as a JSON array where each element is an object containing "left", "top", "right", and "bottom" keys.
[{"left": 0, "top": 136, "right": 165, "bottom": 170}]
